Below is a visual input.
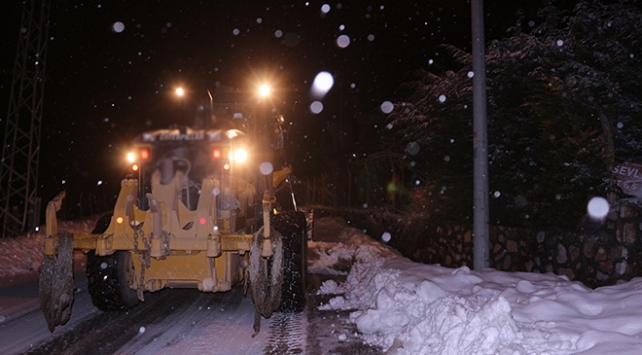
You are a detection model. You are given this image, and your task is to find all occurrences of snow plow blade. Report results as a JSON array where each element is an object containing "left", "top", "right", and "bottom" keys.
[
  {"left": 40, "top": 192, "right": 76, "bottom": 332},
  {"left": 40, "top": 229, "right": 75, "bottom": 332}
]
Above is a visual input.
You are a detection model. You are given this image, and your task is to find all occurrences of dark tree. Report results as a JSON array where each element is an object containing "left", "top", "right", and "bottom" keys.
[{"left": 386, "top": 0, "right": 642, "bottom": 228}]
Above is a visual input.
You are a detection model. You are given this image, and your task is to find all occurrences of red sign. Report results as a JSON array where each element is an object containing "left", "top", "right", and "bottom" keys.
[{"left": 613, "top": 162, "right": 642, "bottom": 197}]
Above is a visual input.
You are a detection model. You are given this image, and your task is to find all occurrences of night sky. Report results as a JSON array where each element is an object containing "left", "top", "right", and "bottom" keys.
[{"left": 0, "top": 0, "right": 561, "bottom": 215}]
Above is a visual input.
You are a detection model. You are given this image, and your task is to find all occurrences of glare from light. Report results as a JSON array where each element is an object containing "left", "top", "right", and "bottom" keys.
[
  {"left": 259, "top": 84, "right": 271, "bottom": 98},
  {"left": 233, "top": 149, "right": 248, "bottom": 163},
  {"left": 175, "top": 87, "right": 185, "bottom": 97},
  {"left": 126, "top": 151, "right": 136, "bottom": 163}
]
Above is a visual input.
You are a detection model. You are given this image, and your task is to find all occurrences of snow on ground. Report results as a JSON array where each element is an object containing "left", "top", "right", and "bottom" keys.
[
  {"left": 4, "top": 216, "right": 642, "bottom": 354},
  {"left": 0, "top": 217, "right": 100, "bottom": 281},
  {"left": 310, "top": 217, "right": 642, "bottom": 355},
  {"left": 0, "top": 232, "right": 45, "bottom": 280}
]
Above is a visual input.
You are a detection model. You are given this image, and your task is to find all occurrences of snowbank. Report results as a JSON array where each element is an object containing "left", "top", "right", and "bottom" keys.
[
  {"left": 314, "top": 218, "right": 642, "bottom": 355},
  {"left": 0, "top": 217, "right": 101, "bottom": 280},
  {"left": 0, "top": 232, "right": 45, "bottom": 279}
]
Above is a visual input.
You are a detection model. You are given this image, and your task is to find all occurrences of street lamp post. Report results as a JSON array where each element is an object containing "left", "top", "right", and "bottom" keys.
[{"left": 472, "top": 0, "right": 490, "bottom": 270}]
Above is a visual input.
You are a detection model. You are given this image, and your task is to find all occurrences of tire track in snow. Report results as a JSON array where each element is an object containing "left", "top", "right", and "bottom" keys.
[
  {"left": 122, "top": 285, "right": 267, "bottom": 355},
  {"left": 264, "top": 311, "right": 307, "bottom": 354}
]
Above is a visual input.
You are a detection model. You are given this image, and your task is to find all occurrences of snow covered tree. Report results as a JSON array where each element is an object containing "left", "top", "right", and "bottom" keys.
[{"left": 386, "top": 0, "right": 642, "bottom": 228}]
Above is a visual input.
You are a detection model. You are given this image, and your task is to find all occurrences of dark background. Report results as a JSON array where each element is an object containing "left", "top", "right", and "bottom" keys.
[{"left": 0, "top": 0, "right": 573, "bottom": 217}]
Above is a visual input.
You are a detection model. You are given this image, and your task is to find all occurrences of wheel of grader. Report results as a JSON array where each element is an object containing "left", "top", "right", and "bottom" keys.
[
  {"left": 249, "top": 226, "right": 284, "bottom": 336},
  {"left": 39, "top": 230, "right": 75, "bottom": 332}
]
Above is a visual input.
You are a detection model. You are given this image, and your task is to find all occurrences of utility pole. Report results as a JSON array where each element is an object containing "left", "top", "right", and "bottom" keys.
[
  {"left": 471, "top": 0, "right": 489, "bottom": 269},
  {"left": 0, "top": 0, "right": 50, "bottom": 237}
]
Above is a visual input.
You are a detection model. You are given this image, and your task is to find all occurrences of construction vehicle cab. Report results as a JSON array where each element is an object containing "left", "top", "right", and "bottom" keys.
[{"left": 40, "top": 89, "right": 307, "bottom": 334}]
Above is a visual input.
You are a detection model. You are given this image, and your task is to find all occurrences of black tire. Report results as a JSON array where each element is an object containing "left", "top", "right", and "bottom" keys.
[
  {"left": 272, "top": 210, "right": 307, "bottom": 312},
  {"left": 86, "top": 214, "right": 139, "bottom": 311}
]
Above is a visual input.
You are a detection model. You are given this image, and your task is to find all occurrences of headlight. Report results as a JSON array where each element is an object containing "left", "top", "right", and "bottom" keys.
[
  {"left": 231, "top": 149, "right": 248, "bottom": 163},
  {"left": 126, "top": 151, "right": 136, "bottom": 163},
  {"left": 126, "top": 147, "right": 151, "bottom": 163}
]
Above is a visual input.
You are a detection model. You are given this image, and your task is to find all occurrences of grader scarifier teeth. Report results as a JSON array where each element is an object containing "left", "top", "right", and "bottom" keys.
[{"left": 39, "top": 230, "right": 75, "bottom": 332}]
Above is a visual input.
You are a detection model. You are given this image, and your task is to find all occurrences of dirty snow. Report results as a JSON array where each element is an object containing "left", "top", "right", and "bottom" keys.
[{"left": 0, "top": 217, "right": 100, "bottom": 280}]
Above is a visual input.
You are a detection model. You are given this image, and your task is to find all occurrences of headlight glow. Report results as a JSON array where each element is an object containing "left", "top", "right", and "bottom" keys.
[
  {"left": 126, "top": 151, "right": 136, "bottom": 163},
  {"left": 232, "top": 149, "right": 248, "bottom": 163}
]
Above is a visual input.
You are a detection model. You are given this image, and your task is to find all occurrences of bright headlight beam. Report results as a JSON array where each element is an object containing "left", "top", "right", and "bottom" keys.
[
  {"left": 126, "top": 151, "right": 136, "bottom": 163},
  {"left": 233, "top": 149, "right": 248, "bottom": 163},
  {"left": 258, "top": 84, "right": 271, "bottom": 98}
]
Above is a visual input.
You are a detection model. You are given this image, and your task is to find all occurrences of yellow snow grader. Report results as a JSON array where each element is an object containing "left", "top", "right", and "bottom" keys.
[{"left": 39, "top": 88, "right": 307, "bottom": 333}]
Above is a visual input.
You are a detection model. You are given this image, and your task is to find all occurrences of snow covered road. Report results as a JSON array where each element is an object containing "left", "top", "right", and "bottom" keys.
[
  {"left": 0, "top": 217, "right": 379, "bottom": 354},
  {"left": 1, "top": 270, "right": 374, "bottom": 355}
]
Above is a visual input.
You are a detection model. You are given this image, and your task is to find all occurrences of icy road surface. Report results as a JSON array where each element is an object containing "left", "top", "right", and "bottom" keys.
[{"left": 0, "top": 271, "right": 373, "bottom": 355}]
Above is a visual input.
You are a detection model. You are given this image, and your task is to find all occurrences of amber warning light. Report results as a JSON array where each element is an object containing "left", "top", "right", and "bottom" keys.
[
  {"left": 212, "top": 147, "right": 222, "bottom": 160},
  {"left": 140, "top": 147, "right": 150, "bottom": 161}
]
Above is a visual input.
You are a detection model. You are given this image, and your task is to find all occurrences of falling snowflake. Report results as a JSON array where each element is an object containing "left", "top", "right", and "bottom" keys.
[
  {"left": 312, "top": 71, "right": 334, "bottom": 98},
  {"left": 587, "top": 197, "right": 609, "bottom": 219},
  {"left": 259, "top": 162, "right": 273, "bottom": 175},
  {"left": 310, "top": 101, "right": 324, "bottom": 114},
  {"left": 380, "top": 101, "right": 394, "bottom": 114},
  {"left": 112, "top": 21, "right": 125, "bottom": 33},
  {"left": 336, "top": 34, "right": 350, "bottom": 48}
]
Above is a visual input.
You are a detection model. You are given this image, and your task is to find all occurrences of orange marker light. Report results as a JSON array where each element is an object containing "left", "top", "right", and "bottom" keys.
[
  {"left": 140, "top": 147, "right": 150, "bottom": 161},
  {"left": 223, "top": 163, "right": 230, "bottom": 170},
  {"left": 132, "top": 164, "right": 139, "bottom": 171},
  {"left": 212, "top": 147, "right": 221, "bottom": 160},
  {"left": 116, "top": 216, "right": 124, "bottom": 224}
]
